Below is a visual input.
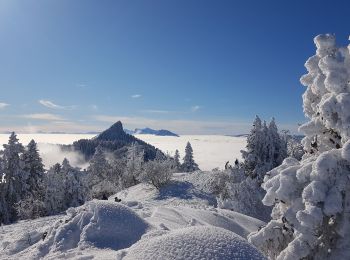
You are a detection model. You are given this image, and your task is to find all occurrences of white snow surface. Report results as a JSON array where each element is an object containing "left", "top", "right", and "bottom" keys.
[
  {"left": 1, "top": 172, "right": 265, "bottom": 259},
  {"left": 0, "top": 134, "right": 246, "bottom": 170},
  {"left": 124, "top": 226, "right": 265, "bottom": 260}
]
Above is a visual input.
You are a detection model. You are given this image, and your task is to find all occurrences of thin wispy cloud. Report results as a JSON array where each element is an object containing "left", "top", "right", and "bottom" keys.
[
  {"left": 76, "top": 83, "right": 88, "bottom": 88},
  {"left": 191, "top": 105, "right": 201, "bottom": 112},
  {"left": 91, "top": 104, "right": 98, "bottom": 111},
  {"left": 141, "top": 109, "right": 171, "bottom": 114},
  {"left": 0, "top": 103, "right": 9, "bottom": 109},
  {"left": 21, "top": 113, "right": 66, "bottom": 121},
  {"left": 39, "top": 99, "right": 76, "bottom": 110},
  {"left": 131, "top": 94, "right": 142, "bottom": 99}
]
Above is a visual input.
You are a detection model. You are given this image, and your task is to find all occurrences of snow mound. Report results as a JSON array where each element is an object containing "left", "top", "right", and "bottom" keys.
[
  {"left": 124, "top": 226, "right": 266, "bottom": 260},
  {"left": 31, "top": 200, "right": 150, "bottom": 258},
  {"left": 148, "top": 206, "right": 264, "bottom": 239}
]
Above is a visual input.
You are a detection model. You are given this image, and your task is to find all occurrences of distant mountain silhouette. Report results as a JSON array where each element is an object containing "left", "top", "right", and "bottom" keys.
[
  {"left": 126, "top": 127, "right": 179, "bottom": 137},
  {"left": 70, "top": 121, "right": 162, "bottom": 160}
]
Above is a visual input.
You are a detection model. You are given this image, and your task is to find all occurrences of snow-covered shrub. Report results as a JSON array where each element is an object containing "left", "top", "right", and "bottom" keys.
[
  {"left": 217, "top": 167, "right": 272, "bottom": 222},
  {"left": 138, "top": 156, "right": 174, "bottom": 189},
  {"left": 249, "top": 34, "right": 350, "bottom": 259},
  {"left": 15, "top": 194, "right": 46, "bottom": 220},
  {"left": 123, "top": 142, "right": 144, "bottom": 187},
  {"left": 287, "top": 136, "right": 304, "bottom": 161},
  {"left": 211, "top": 169, "right": 233, "bottom": 199},
  {"left": 86, "top": 145, "right": 120, "bottom": 199}
]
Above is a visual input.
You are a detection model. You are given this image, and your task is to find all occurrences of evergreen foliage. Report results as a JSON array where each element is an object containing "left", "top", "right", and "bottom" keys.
[{"left": 182, "top": 142, "right": 199, "bottom": 172}]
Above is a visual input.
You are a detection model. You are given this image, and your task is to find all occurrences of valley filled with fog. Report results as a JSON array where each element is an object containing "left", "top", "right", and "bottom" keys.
[{"left": 0, "top": 134, "right": 246, "bottom": 171}]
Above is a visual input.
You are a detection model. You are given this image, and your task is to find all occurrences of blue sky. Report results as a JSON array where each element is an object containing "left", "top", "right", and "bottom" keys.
[{"left": 0, "top": 0, "right": 349, "bottom": 134}]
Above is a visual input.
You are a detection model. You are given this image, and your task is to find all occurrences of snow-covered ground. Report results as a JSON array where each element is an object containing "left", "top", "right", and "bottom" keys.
[
  {"left": 0, "top": 172, "right": 266, "bottom": 260},
  {"left": 0, "top": 134, "right": 246, "bottom": 170}
]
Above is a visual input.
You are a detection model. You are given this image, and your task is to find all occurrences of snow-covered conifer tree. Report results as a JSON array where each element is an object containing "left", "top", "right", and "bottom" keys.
[
  {"left": 61, "top": 158, "right": 87, "bottom": 208},
  {"left": 182, "top": 142, "right": 199, "bottom": 172},
  {"left": 0, "top": 154, "right": 6, "bottom": 224},
  {"left": 44, "top": 159, "right": 87, "bottom": 215},
  {"left": 16, "top": 140, "right": 46, "bottom": 219},
  {"left": 241, "top": 116, "right": 287, "bottom": 181},
  {"left": 22, "top": 141, "right": 45, "bottom": 196},
  {"left": 44, "top": 163, "right": 66, "bottom": 214},
  {"left": 241, "top": 116, "right": 264, "bottom": 179},
  {"left": 249, "top": 34, "right": 350, "bottom": 259},
  {"left": 268, "top": 118, "right": 287, "bottom": 168},
  {"left": 174, "top": 149, "right": 181, "bottom": 171},
  {"left": 0, "top": 132, "right": 25, "bottom": 223}
]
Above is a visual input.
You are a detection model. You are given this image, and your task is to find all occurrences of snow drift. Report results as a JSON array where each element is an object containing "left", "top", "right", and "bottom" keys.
[
  {"left": 19, "top": 200, "right": 150, "bottom": 259},
  {"left": 124, "top": 226, "right": 266, "bottom": 260}
]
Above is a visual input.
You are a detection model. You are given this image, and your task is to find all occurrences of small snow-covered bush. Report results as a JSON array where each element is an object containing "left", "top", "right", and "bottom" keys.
[
  {"left": 138, "top": 157, "right": 174, "bottom": 189},
  {"left": 15, "top": 195, "right": 46, "bottom": 220},
  {"left": 287, "top": 137, "right": 304, "bottom": 161},
  {"left": 249, "top": 34, "right": 350, "bottom": 259},
  {"left": 123, "top": 142, "right": 144, "bottom": 188},
  {"left": 216, "top": 167, "right": 271, "bottom": 222}
]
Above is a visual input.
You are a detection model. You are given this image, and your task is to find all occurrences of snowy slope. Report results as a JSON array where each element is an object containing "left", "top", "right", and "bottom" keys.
[
  {"left": 124, "top": 226, "right": 265, "bottom": 260},
  {"left": 0, "top": 172, "right": 265, "bottom": 260}
]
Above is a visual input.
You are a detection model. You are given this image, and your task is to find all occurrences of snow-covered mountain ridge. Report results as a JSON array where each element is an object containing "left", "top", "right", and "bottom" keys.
[{"left": 125, "top": 127, "right": 179, "bottom": 137}]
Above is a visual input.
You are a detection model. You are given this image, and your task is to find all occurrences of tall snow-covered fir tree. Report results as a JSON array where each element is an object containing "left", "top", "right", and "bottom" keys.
[
  {"left": 268, "top": 118, "right": 287, "bottom": 168},
  {"left": 0, "top": 153, "right": 6, "bottom": 223},
  {"left": 249, "top": 34, "right": 350, "bottom": 259},
  {"left": 16, "top": 139, "right": 46, "bottom": 219},
  {"left": 0, "top": 132, "right": 25, "bottom": 223},
  {"left": 21, "top": 140, "right": 45, "bottom": 198},
  {"left": 241, "top": 116, "right": 287, "bottom": 181},
  {"left": 218, "top": 116, "right": 287, "bottom": 221},
  {"left": 61, "top": 158, "right": 87, "bottom": 208},
  {"left": 182, "top": 142, "right": 199, "bottom": 172},
  {"left": 44, "top": 163, "right": 66, "bottom": 215},
  {"left": 174, "top": 149, "right": 181, "bottom": 170},
  {"left": 241, "top": 116, "right": 264, "bottom": 179}
]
